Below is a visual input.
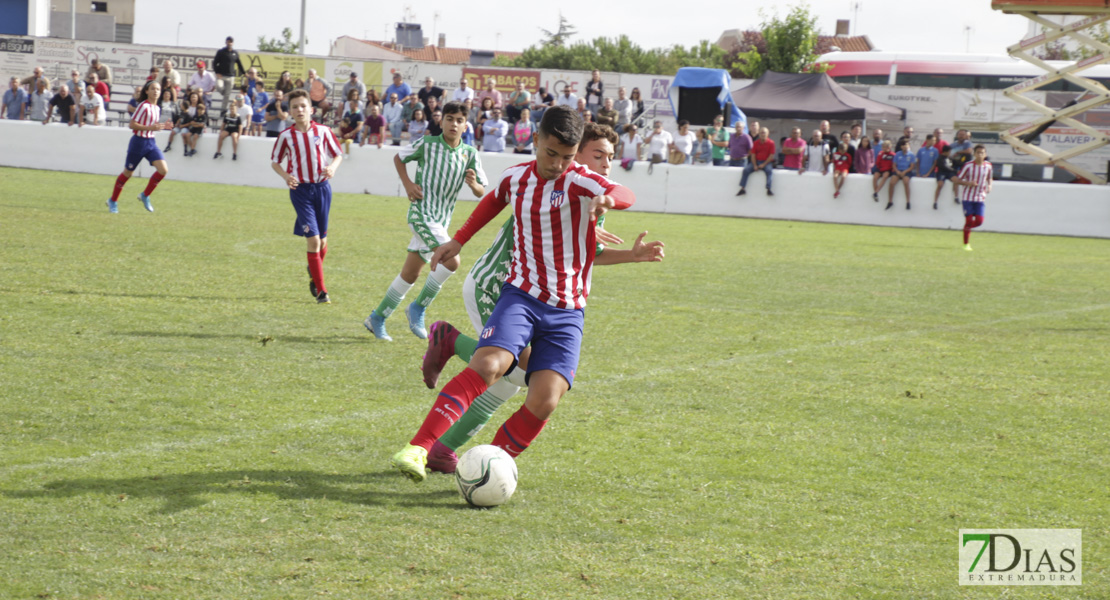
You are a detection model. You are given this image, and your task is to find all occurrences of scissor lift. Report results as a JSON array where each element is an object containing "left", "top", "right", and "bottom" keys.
[{"left": 993, "top": 0, "right": 1110, "bottom": 183}]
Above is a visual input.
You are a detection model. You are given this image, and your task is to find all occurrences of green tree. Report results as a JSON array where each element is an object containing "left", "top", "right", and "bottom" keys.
[
  {"left": 258, "top": 28, "right": 305, "bottom": 55},
  {"left": 493, "top": 35, "right": 727, "bottom": 76},
  {"left": 731, "top": 4, "right": 829, "bottom": 79}
]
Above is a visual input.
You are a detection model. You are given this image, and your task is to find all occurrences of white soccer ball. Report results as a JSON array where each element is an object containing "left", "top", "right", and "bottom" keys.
[{"left": 455, "top": 445, "right": 518, "bottom": 507}]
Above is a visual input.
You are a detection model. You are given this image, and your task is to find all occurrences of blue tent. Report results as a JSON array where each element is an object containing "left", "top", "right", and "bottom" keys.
[{"left": 667, "top": 67, "right": 746, "bottom": 131}]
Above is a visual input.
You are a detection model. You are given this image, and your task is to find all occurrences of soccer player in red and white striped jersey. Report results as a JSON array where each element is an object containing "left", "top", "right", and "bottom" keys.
[
  {"left": 106, "top": 79, "right": 172, "bottom": 213},
  {"left": 391, "top": 106, "right": 637, "bottom": 481},
  {"left": 270, "top": 89, "right": 344, "bottom": 303},
  {"left": 951, "top": 145, "right": 992, "bottom": 251}
]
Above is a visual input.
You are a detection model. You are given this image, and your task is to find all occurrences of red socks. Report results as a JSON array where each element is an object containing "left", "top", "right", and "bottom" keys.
[
  {"left": 142, "top": 171, "right": 165, "bottom": 197},
  {"left": 307, "top": 252, "right": 325, "bottom": 295},
  {"left": 492, "top": 405, "right": 549, "bottom": 457},
  {"left": 319, "top": 243, "right": 328, "bottom": 262},
  {"left": 963, "top": 215, "right": 983, "bottom": 244},
  {"left": 410, "top": 368, "right": 489, "bottom": 449},
  {"left": 110, "top": 173, "right": 129, "bottom": 202}
]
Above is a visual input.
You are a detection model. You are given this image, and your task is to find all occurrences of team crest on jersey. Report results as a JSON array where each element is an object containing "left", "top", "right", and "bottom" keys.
[
  {"left": 312, "top": 135, "right": 322, "bottom": 146},
  {"left": 481, "top": 326, "right": 495, "bottom": 339},
  {"left": 549, "top": 190, "right": 565, "bottom": 208}
]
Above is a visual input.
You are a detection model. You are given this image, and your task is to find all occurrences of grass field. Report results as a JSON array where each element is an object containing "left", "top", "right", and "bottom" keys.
[{"left": 0, "top": 166, "right": 1107, "bottom": 599}]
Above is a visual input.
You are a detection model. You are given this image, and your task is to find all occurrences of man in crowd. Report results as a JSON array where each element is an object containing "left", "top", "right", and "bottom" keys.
[
  {"left": 896, "top": 126, "right": 915, "bottom": 152},
  {"left": 383, "top": 92, "right": 405, "bottom": 145},
  {"left": 304, "top": 68, "right": 332, "bottom": 121},
  {"left": 189, "top": 61, "right": 216, "bottom": 105},
  {"left": 614, "top": 86, "right": 633, "bottom": 130},
  {"left": 28, "top": 78, "right": 52, "bottom": 122},
  {"left": 781, "top": 127, "right": 806, "bottom": 171},
  {"left": 596, "top": 97, "right": 618, "bottom": 129},
  {"left": 737, "top": 127, "right": 775, "bottom": 196},
  {"left": 819, "top": 120, "right": 837, "bottom": 150},
  {"left": 402, "top": 92, "right": 423, "bottom": 125},
  {"left": 161, "top": 60, "right": 180, "bottom": 93},
  {"left": 86, "top": 57, "right": 111, "bottom": 87},
  {"left": 212, "top": 36, "right": 245, "bottom": 113},
  {"left": 849, "top": 123, "right": 863, "bottom": 149},
  {"left": 707, "top": 114, "right": 731, "bottom": 166},
  {"left": 505, "top": 80, "right": 530, "bottom": 123},
  {"left": 949, "top": 129, "right": 974, "bottom": 182},
  {"left": 263, "top": 89, "right": 289, "bottom": 138},
  {"left": 418, "top": 77, "right": 444, "bottom": 107},
  {"left": 44, "top": 82, "right": 76, "bottom": 125},
  {"left": 871, "top": 128, "right": 885, "bottom": 150},
  {"left": 20, "top": 66, "right": 50, "bottom": 94},
  {"left": 477, "top": 78, "right": 502, "bottom": 109},
  {"left": 530, "top": 86, "right": 554, "bottom": 123},
  {"left": 342, "top": 71, "right": 366, "bottom": 104},
  {"left": 932, "top": 128, "right": 949, "bottom": 154},
  {"left": 3, "top": 77, "right": 27, "bottom": 120},
  {"left": 64, "top": 69, "right": 86, "bottom": 98},
  {"left": 78, "top": 83, "right": 105, "bottom": 126},
  {"left": 386, "top": 72, "right": 411, "bottom": 103},
  {"left": 728, "top": 120, "right": 753, "bottom": 167},
  {"left": 452, "top": 76, "right": 474, "bottom": 103},
  {"left": 480, "top": 107, "right": 508, "bottom": 153},
  {"left": 556, "top": 86, "right": 577, "bottom": 108}
]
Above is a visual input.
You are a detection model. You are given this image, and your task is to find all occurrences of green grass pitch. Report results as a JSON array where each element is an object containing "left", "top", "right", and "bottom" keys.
[{"left": 0, "top": 166, "right": 1106, "bottom": 599}]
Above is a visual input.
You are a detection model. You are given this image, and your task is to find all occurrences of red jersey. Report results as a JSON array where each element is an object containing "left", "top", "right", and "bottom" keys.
[
  {"left": 832, "top": 151, "right": 851, "bottom": 172},
  {"left": 957, "top": 161, "right": 992, "bottom": 202},
  {"left": 876, "top": 150, "right": 895, "bottom": 172},
  {"left": 751, "top": 138, "right": 776, "bottom": 163},
  {"left": 455, "top": 161, "right": 635, "bottom": 309},
  {"left": 130, "top": 101, "right": 159, "bottom": 139},
  {"left": 271, "top": 122, "right": 342, "bottom": 184}
]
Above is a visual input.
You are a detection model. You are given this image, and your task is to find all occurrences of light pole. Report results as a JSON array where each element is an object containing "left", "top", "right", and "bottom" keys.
[{"left": 176, "top": 22, "right": 183, "bottom": 46}]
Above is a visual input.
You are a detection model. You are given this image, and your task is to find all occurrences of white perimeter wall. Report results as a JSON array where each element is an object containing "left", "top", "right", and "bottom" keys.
[{"left": 2, "top": 120, "right": 1109, "bottom": 239}]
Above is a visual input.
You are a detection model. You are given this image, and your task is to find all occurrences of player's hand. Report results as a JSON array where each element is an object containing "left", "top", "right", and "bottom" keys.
[
  {"left": 589, "top": 195, "right": 615, "bottom": 220},
  {"left": 595, "top": 225, "right": 623, "bottom": 246},
  {"left": 322, "top": 165, "right": 336, "bottom": 181},
  {"left": 630, "top": 231, "right": 665, "bottom": 262},
  {"left": 285, "top": 174, "right": 299, "bottom": 189},
  {"left": 405, "top": 181, "right": 423, "bottom": 202},
  {"left": 429, "top": 240, "right": 462, "bottom": 273},
  {"left": 161, "top": 121, "right": 174, "bottom": 131},
  {"left": 464, "top": 169, "right": 476, "bottom": 186}
]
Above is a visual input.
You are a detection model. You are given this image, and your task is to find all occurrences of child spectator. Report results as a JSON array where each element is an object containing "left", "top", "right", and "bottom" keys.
[
  {"left": 916, "top": 134, "right": 939, "bottom": 178},
  {"left": 336, "top": 116, "right": 361, "bottom": 155},
  {"left": 831, "top": 142, "right": 851, "bottom": 198},
  {"left": 512, "top": 108, "right": 536, "bottom": 154},
  {"left": 693, "top": 128, "right": 712, "bottom": 165},
  {"left": 427, "top": 108, "right": 443, "bottom": 137},
  {"left": 250, "top": 81, "right": 268, "bottom": 136},
  {"left": 406, "top": 108, "right": 428, "bottom": 143},
  {"left": 933, "top": 145, "right": 958, "bottom": 209},
  {"left": 872, "top": 140, "right": 894, "bottom": 202},
  {"left": 214, "top": 102, "right": 243, "bottom": 160},
  {"left": 854, "top": 136, "right": 874, "bottom": 177},
  {"left": 182, "top": 103, "right": 207, "bottom": 157}
]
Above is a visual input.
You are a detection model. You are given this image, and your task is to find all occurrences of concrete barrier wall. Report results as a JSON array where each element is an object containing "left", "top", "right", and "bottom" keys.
[{"left": 2, "top": 120, "right": 1108, "bottom": 239}]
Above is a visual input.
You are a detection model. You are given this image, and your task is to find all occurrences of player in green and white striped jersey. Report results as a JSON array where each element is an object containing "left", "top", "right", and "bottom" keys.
[
  {"left": 419, "top": 123, "right": 665, "bottom": 473},
  {"left": 364, "top": 101, "right": 487, "bottom": 341}
]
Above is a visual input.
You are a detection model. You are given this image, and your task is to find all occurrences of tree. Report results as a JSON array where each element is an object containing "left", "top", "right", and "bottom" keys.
[
  {"left": 258, "top": 28, "right": 306, "bottom": 55},
  {"left": 729, "top": 5, "right": 829, "bottom": 79},
  {"left": 493, "top": 35, "right": 727, "bottom": 76},
  {"left": 539, "top": 13, "right": 578, "bottom": 48}
]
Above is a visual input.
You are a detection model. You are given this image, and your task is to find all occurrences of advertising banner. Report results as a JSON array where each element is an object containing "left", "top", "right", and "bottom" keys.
[
  {"left": 538, "top": 70, "right": 587, "bottom": 97},
  {"left": 0, "top": 36, "right": 35, "bottom": 82},
  {"left": 867, "top": 86, "right": 956, "bottom": 132},
  {"left": 465, "top": 67, "right": 541, "bottom": 94},
  {"left": 618, "top": 73, "right": 675, "bottom": 119}
]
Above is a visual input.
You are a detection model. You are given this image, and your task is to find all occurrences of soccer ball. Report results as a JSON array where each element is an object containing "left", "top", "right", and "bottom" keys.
[{"left": 455, "top": 445, "right": 518, "bottom": 507}]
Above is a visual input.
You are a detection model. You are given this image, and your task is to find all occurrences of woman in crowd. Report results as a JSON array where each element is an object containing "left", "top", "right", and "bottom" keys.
[
  {"left": 407, "top": 107, "right": 428, "bottom": 141},
  {"left": 158, "top": 87, "right": 180, "bottom": 152},
  {"left": 341, "top": 89, "right": 363, "bottom": 122},
  {"left": 693, "top": 128, "right": 713, "bottom": 165},
  {"left": 670, "top": 120, "right": 697, "bottom": 164},
  {"left": 629, "top": 87, "right": 645, "bottom": 124},
  {"left": 512, "top": 107, "right": 536, "bottom": 154},
  {"left": 474, "top": 96, "right": 495, "bottom": 149},
  {"left": 275, "top": 71, "right": 295, "bottom": 94},
  {"left": 854, "top": 136, "right": 875, "bottom": 181},
  {"left": 618, "top": 123, "right": 642, "bottom": 161},
  {"left": 366, "top": 89, "right": 381, "bottom": 112}
]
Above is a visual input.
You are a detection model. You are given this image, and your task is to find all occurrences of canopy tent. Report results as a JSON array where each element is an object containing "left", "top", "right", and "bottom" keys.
[
  {"left": 730, "top": 71, "right": 905, "bottom": 122},
  {"left": 667, "top": 67, "right": 746, "bottom": 129}
]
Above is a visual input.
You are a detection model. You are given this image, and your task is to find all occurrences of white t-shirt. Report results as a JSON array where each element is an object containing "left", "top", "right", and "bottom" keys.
[
  {"left": 672, "top": 131, "right": 697, "bottom": 156},
  {"left": 647, "top": 130, "right": 672, "bottom": 157},
  {"left": 452, "top": 87, "right": 475, "bottom": 102},
  {"left": 236, "top": 104, "right": 253, "bottom": 124},
  {"left": 620, "top": 133, "right": 643, "bottom": 160},
  {"left": 81, "top": 93, "right": 104, "bottom": 124},
  {"left": 805, "top": 142, "right": 829, "bottom": 173}
]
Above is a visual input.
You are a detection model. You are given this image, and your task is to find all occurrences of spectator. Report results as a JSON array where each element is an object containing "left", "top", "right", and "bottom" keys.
[
  {"left": 336, "top": 114, "right": 362, "bottom": 155},
  {"left": 182, "top": 103, "right": 208, "bottom": 156},
  {"left": 234, "top": 94, "right": 252, "bottom": 135},
  {"left": 512, "top": 108, "right": 536, "bottom": 154},
  {"left": 146, "top": 66, "right": 159, "bottom": 82},
  {"left": 78, "top": 84, "right": 105, "bottom": 126},
  {"left": 452, "top": 76, "right": 475, "bottom": 103},
  {"left": 707, "top": 114, "right": 730, "bottom": 166},
  {"left": 361, "top": 103, "right": 387, "bottom": 147},
  {"left": 480, "top": 107, "right": 508, "bottom": 152},
  {"left": 342, "top": 71, "right": 366, "bottom": 104},
  {"left": 303, "top": 69, "right": 332, "bottom": 122},
  {"left": 585, "top": 69, "right": 603, "bottom": 115},
  {"left": 581, "top": 109, "right": 594, "bottom": 123},
  {"left": 402, "top": 92, "right": 423, "bottom": 125},
  {"left": 530, "top": 86, "right": 554, "bottom": 123},
  {"left": 44, "top": 83, "right": 75, "bottom": 125},
  {"left": 188, "top": 61, "right": 216, "bottom": 105},
  {"left": 870, "top": 127, "right": 885, "bottom": 150},
  {"left": 249, "top": 81, "right": 268, "bottom": 136},
  {"left": 64, "top": 69, "right": 86, "bottom": 99},
  {"left": 618, "top": 123, "right": 643, "bottom": 161},
  {"left": 3, "top": 76, "right": 27, "bottom": 120},
  {"left": 468, "top": 96, "right": 486, "bottom": 129},
  {"left": 896, "top": 126, "right": 915, "bottom": 152},
  {"left": 932, "top": 128, "right": 950, "bottom": 154},
  {"left": 629, "top": 87, "right": 645, "bottom": 124},
  {"left": 819, "top": 120, "right": 837, "bottom": 149},
  {"left": 950, "top": 129, "right": 973, "bottom": 172},
  {"left": 417, "top": 76, "right": 444, "bottom": 107},
  {"left": 506, "top": 80, "right": 531, "bottom": 123},
  {"left": 158, "top": 87, "right": 180, "bottom": 150},
  {"left": 385, "top": 72, "right": 411, "bottom": 103},
  {"left": 161, "top": 60, "right": 180, "bottom": 94},
  {"left": 854, "top": 136, "right": 875, "bottom": 176},
  {"left": 692, "top": 129, "right": 712, "bottom": 165},
  {"left": 87, "top": 72, "right": 111, "bottom": 104},
  {"left": 424, "top": 96, "right": 440, "bottom": 122},
  {"left": 738, "top": 127, "right": 775, "bottom": 196},
  {"left": 644, "top": 120, "right": 673, "bottom": 163},
  {"left": 849, "top": 123, "right": 863, "bottom": 149},
  {"left": 404, "top": 107, "right": 426, "bottom": 142},
  {"left": 888, "top": 139, "right": 916, "bottom": 209},
  {"left": 781, "top": 127, "right": 805, "bottom": 171},
  {"left": 365, "top": 89, "right": 382, "bottom": 112},
  {"left": 574, "top": 97, "right": 590, "bottom": 122},
  {"left": 86, "top": 57, "right": 111, "bottom": 86},
  {"left": 728, "top": 121, "right": 752, "bottom": 167},
  {"left": 213, "top": 101, "right": 244, "bottom": 159},
  {"left": 831, "top": 142, "right": 852, "bottom": 198},
  {"left": 383, "top": 92, "right": 404, "bottom": 145},
  {"left": 474, "top": 96, "right": 495, "bottom": 145},
  {"left": 614, "top": 86, "right": 633, "bottom": 130},
  {"left": 339, "top": 88, "right": 363, "bottom": 120},
  {"left": 933, "top": 145, "right": 958, "bottom": 208},
  {"left": 339, "top": 89, "right": 364, "bottom": 142},
  {"left": 127, "top": 86, "right": 142, "bottom": 117},
  {"left": 671, "top": 120, "right": 697, "bottom": 164},
  {"left": 917, "top": 134, "right": 939, "bottom": 179},
  {"left": 838, "top": 131, "right": 856, "bottom": 172},
  {"left": 803, "top": 129, "right": 829, "bottom": 174},
  {"left": 275, "top": 71, "right": 295, "bottom": 95},
  {"left": 160, "top": 75, "right": 178, "bottom": 103},
  {"left": 20, "top": 66, "right": 51, "bottom": 94},
  {"left": 596, "top": 97, "right": 618, "bottom": 129},
  {"left": 556, "top": 86, "right": 577, "bottom": 108},
  {"left": 460, "top": 116, "right": 476, "bottom": 146},
  {"left": 263, "top": 89, "right": 289, "bottom": 138},
  {"left": 872, "top": 140, "right": 895, "bottom": 202},
  {"left": 427, "top": 108, "right": 443, "bottom": 136},
  {"left": 477, "top": 78, "right": 502, "bottom": 109}
]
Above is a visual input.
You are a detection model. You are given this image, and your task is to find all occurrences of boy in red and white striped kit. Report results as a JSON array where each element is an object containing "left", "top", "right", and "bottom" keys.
[
  {"left": 106, "top": 79, "right": 173, "bottom": 213},
  {"left": 270, "top": 89, "right": 344, "bottom": 303},
  {"left": 392, "top": 105, "right": 636, "bottom": 482},
  {"left": 951, "top": 145, "right": 992, "bottom": 251}
]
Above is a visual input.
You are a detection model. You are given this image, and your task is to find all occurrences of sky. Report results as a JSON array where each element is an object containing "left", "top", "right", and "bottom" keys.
[{"left": 133, "top": 0, "right": 1032, "bottom": 58}]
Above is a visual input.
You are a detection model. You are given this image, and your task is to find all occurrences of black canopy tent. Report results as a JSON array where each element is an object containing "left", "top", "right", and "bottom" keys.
[{"left": 731, "top": 71, "right": 906, "bottom": 126}]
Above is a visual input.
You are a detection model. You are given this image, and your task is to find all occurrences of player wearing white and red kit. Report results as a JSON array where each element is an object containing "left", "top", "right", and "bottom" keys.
[
  {"left": 951, "top": 145, "right": 993, "bottom": 251},
  {"left": 270, "top": 89, "right": 344, "bottom": 303},
  {"left": 392, "top": 106, "right": 637, "bottom": 482},
  {"left": 106, "top": 80, "right": 172, "bottom": 214}
]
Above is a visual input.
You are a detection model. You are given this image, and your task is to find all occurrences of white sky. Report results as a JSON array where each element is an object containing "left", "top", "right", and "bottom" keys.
[{"left": 132, "top": 0, "right": 1031, "bottom": 58}]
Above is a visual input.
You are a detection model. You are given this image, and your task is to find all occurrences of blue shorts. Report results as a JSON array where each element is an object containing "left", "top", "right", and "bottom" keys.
[
  {"left": 962, "top": 200, "right": 985, "bottom": 217},
  {"left": 125, "top": 136, "right": 165, "bottom": 171},
  {"left": 290, "top": 181, "right": 331, "bottom": 238},
  {"left": 935, "top": 171, "right": 955, "bottom": 181},
  {"left": 477, "top": 284, "right": 585, "bottom": 388}
]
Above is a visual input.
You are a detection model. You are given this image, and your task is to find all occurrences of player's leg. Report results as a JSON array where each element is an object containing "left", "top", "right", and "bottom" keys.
[
  {"left": 309, "top": 183, "right": 331, "bottom": 302},
  {"left": 138, "top": 156, "right": 168, "bottom": 212},
  {"left": 365, "top": 249, "right": 424, "bottom": 340},
  {"left": 109, "top": 137, "right": 145, "bottom": 213},
  {"left": 405, "top": 221, "right": 459, "bottom": 339}
]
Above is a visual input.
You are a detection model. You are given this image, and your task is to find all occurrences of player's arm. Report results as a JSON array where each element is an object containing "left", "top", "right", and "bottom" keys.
[
  {"left": 594, "top": 231, "right": 665, "bottom": 266},
  {"left": 430, "top": 189, "right": 508, "bottom": 271},
  {"left": 393, "top": 153, "right": 422, "bottom": 200},
  {"left": 271, "top": 161, "right": 298, "bottom": 189}
]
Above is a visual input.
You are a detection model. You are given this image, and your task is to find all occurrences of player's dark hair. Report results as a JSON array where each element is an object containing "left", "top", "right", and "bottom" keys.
[
  {"left": 442, "top": 100, "right": 466, "bottom": 118},
  {"left": 678, "top": 119, "right": 690, "bottom": 128},
  {"left": 538, "top": 105, "right": 583, "bottom": 147},
  {"left": 286, "top": 89, "right": 309, "bottom": 104},
  {"left": 973, "top": 144, "right": 986, "bottom": 152},
  {"left": 925, "top": 134, "right": 935, "bottom": 140},
  {"left": 140, "top": 78, "right": 159, "bottom": 100},
  {"left": 581, "top": 122, "right": 618, "bottom": 147}
]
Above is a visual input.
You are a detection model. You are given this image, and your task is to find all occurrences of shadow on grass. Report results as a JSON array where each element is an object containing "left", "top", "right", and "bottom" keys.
[
  {"left": 5, "top": 287, "right": 275, "bottom": 303},
  {"left": 2, "top": 469, "right": 470, "bottom": 513},
  {"left": 122, "top": 331, "right": 370, "bottom": 345}
]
